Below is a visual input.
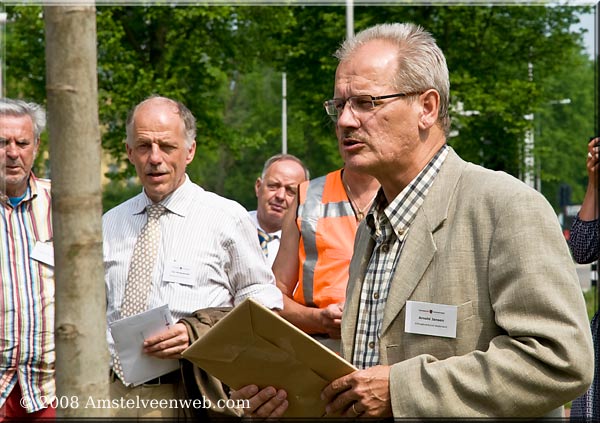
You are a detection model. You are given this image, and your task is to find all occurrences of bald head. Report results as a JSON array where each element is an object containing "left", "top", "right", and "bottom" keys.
[{"left": 126, "top": 96, "right": 197, "bottom": 149}]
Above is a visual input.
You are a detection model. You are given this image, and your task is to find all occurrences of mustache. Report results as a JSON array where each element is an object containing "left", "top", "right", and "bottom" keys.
[
  {"left": 340, "top": 130, "right": 366, "bottom": 142},
  {"left": 145, "top": 166, "right": 168, "bottom": 174}
]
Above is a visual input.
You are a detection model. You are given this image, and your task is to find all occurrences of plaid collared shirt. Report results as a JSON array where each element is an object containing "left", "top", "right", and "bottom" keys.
[{"left": 352, "top": 145, "right": 448, "bottom": 369}]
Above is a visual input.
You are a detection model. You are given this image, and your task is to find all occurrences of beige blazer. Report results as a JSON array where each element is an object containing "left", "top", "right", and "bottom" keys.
[{"left": 341, "top": 148, "right": 593, "bottom": 417}]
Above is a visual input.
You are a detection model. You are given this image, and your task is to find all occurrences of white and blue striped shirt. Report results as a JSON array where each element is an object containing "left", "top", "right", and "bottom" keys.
[{"left": 103, "top": 175, "right": 282, "bottom": 361}]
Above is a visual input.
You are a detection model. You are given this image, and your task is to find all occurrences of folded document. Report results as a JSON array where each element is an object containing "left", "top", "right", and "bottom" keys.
[
  {"left": 109, "top": 304, "right": 179, "bottom": 386},
  {"left": 181, "top": 297, "right": 356, "bottom": 417}
]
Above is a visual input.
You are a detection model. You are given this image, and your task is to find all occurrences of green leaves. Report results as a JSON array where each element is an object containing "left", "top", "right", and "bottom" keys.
[{"left": 4, "top": 4, "right": 594, "bottom": 211}]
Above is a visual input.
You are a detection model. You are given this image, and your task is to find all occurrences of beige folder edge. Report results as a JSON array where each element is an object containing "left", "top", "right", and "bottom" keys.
[{"left": 181, "top": 297, "right": 357, "bottom": 418}]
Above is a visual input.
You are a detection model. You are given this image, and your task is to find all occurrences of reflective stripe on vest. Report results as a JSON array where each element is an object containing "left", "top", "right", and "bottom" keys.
[{"left": 295, "top": 170, "right": 357, "bottom": 308}]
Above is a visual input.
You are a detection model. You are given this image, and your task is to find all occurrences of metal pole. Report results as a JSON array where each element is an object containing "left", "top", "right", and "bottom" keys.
[
  {"left": 523, "top": 113, "right": 535, "bottom": 189},
  {"left": 281, "top": 71, "right": 287, "bottom": 154},
  {"left": 592, "top": 262, "right": 598, "bottom": 312},
  {"left": 346, "top": 0, "right": 354, "bottom": 40},
  {"left": 539, "top": 98, "right": 571, "bottom": 192},
  {"left": 0, "top": 12, "right": 7, "bottom": 98},
  {"left": 523, "top": 61, "right": 536, "bottom": 190}
]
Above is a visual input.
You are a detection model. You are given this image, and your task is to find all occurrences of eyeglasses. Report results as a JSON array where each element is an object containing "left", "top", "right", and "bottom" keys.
[{"left": 323, "top": 92, "right": 422, "bottom": 122}]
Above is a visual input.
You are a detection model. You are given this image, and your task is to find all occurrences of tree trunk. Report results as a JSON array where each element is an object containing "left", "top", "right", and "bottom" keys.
[{"left": 44, "top": 5, "right": 108, "bottom": 417}]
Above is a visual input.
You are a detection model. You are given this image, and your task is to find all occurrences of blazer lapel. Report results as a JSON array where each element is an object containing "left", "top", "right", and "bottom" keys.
[
  {"left": 380, "top": 148, "right": 466, "bottom": 336},
  {"left": 380, "top": 212, "right": 437, "bottom": 335},
  {"left": 341, "top": 220, "right": 374, "bottom": 358}
]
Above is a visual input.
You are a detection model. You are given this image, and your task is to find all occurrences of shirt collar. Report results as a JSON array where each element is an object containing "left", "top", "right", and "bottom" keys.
[
  {"left": 266, "top": 229, "right": 281, "bottom": 239},
  {"left": 134, "top": 174, "right": 195, "bottom": 217},
  {"left": 0, "top": 173, "right": 37, "bottom": 207},
  {"left": 367, "top": 144, "right": 449, "bottom": 239},
  {"left": 249, "top": 210, "right": 281, "bottom": 238}
]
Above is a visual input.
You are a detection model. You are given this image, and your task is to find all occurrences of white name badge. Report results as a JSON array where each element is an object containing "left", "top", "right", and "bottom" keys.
[
  {"left": 163, "top": 260, "right": 195, "bottom": 286},
  {"left": 31, "top": 241, "right": 54, "bottom": 267},
  {"left": 405, "top": 300, "right": 457, "bottom": 338}
]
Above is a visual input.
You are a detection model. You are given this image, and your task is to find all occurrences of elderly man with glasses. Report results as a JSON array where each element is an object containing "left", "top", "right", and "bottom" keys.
[{"left": 231, "top": 22, "right": 593, "bottom": 419}]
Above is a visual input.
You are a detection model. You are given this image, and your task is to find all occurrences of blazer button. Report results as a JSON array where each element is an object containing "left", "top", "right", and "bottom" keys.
[
  {"left": 381, "top": 244, "right": 389, "bottom": 253},
  {"left": 368, "top": 341, "right": 375, "bottom": 349}
]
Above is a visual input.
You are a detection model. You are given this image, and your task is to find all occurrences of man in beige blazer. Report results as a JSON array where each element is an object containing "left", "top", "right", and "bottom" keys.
[{"left": 232, "top": 22, "right": 593, "bottom": 418}]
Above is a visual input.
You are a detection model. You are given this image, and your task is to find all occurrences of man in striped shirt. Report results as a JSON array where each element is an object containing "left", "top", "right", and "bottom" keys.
[
  {"left": 0, "top": 98, "right": 55, "bottom": 420},
  {"left": 103, "top": 96, "right": 282, "bottom": 418}
]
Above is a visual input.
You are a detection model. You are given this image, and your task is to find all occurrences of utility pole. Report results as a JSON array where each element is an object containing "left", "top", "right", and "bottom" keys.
[
  {"left": 523, "top": 62, "right": 536, "bottom": 190},
  {"left": 281, "top": 71, "right": 287, "bottom": 154},
  {"left": 346, "top": 0, "right": 354, "bottom": 39},
  {"left": 0, "top": 12, "right": 7, "bottom": 97}
]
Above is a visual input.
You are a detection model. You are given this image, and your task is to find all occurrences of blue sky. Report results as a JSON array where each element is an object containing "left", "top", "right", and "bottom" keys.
[{"left": 572, "top": 10, "right": 597, "bottom": 58}]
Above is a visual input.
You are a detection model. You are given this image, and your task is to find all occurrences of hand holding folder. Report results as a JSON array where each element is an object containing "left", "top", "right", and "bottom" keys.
[{"left": 181, "top": 297, "right": 356, "bottom": 417}]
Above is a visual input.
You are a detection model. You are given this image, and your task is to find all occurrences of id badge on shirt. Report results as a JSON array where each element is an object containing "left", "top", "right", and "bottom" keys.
[
  {"left": 404, "top": 300, "right": 458, "bottom": 338},
  {"left": 163, "top": 259, "right": 196, "bottom": 286},
  {"left": 31, "top": 241, "right": 54, "bottom": 267}
]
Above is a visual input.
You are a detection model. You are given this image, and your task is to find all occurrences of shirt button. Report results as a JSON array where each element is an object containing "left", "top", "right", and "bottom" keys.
[
  {"left": 381, "top": 244, "right": 389, "bottom": 253},
  {"left": 373, "top": 292, "right": 380, "bottom": 300},
  {"left": 368, "top": 342, "right": 375, "bottom": 349}
]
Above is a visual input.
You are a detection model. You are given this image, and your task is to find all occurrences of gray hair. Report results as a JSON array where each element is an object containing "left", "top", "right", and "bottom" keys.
[
  {"left": 261, "top": 153, "right": 310, "bottom": 180},
  {"left": 334, "top": 23, "right": 451, "bottom": 136},
  {"left": 0, "top": 98, "right": 46, "bottom": 141},
  {"left": 126, "top": 95, "right": 197, "bottom": 148}
]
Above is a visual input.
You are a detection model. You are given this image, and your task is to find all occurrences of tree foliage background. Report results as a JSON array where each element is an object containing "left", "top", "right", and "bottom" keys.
[{"left": 3, "top": 4, "right": 596, "bottom": 213}]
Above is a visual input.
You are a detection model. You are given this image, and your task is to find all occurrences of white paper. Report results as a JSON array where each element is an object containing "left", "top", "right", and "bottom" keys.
[
  {"left": 109, "top": 304, "right": 180, "bottom": 386},
  {"left": 30, "top": 241, "right": 54, "bottom": 267},
  {"left": 404, "top": 300, "right": 458, "bottom": 338}
]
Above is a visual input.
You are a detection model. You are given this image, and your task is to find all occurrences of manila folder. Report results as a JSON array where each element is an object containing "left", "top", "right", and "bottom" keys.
[{"left": 181, "top": 297, "right": 356, "bottom": 417}]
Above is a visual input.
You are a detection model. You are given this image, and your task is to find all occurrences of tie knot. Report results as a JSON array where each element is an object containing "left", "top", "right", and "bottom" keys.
[
  {"left": 257, "top": 228, "right": 273, "bottom": 243},
  {"left": 146, "top": 204, "right": 166, "bottom": 220},
  {"left": 257, "top": 228, "right": 273, "bottom": 258}
]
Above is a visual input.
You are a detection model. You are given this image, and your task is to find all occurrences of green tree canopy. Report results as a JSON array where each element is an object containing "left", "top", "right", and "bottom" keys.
[{"left": 4, "top": 4, "right": 595, "bottom": 211}]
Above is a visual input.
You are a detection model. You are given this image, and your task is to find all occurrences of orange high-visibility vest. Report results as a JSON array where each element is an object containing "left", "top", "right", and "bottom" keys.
[{"left": 293, "top": 169, "right": 357, "bottom": 308}]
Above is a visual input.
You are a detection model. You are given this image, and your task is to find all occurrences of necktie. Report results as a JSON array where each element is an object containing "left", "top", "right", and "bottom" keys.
[
  {"left": 112, "top": 203, "right": 166, "bottom": 384},
  {"left": 257, "top": 228, "right": 273, "bottom": 257}
]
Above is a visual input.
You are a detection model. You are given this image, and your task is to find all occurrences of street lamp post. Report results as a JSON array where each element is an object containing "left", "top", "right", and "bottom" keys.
[
  {"left": 0, "top": 12, "right": 7, "bottom": 98},
  {"left": 346, "top": 0, "right": 354, "bottom": 39},
  {"left": 526, "top": 98, "right": 572, "bottom": 192},
  {"left": 522, "top": 62, "right": 537, "bottom": 190},
  {"left": 281, "top": 71, "right": 287, "bottom": 154},
  {"left": 523, "top": 112, "right": 536, "bottom": 190},
  {"left": 522, "top": 59, "right": 572, "bottom": 192}
]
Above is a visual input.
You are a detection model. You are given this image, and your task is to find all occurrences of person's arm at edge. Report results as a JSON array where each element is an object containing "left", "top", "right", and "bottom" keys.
[
  {"left": 568, "top": 137, "right": 599, "bottom": 263},
  {"left": 272, "top": 195, "right": 342, "bottom": 337},
  {"left": 578, "top": 137, "right": 599, "bottom": 221}
]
